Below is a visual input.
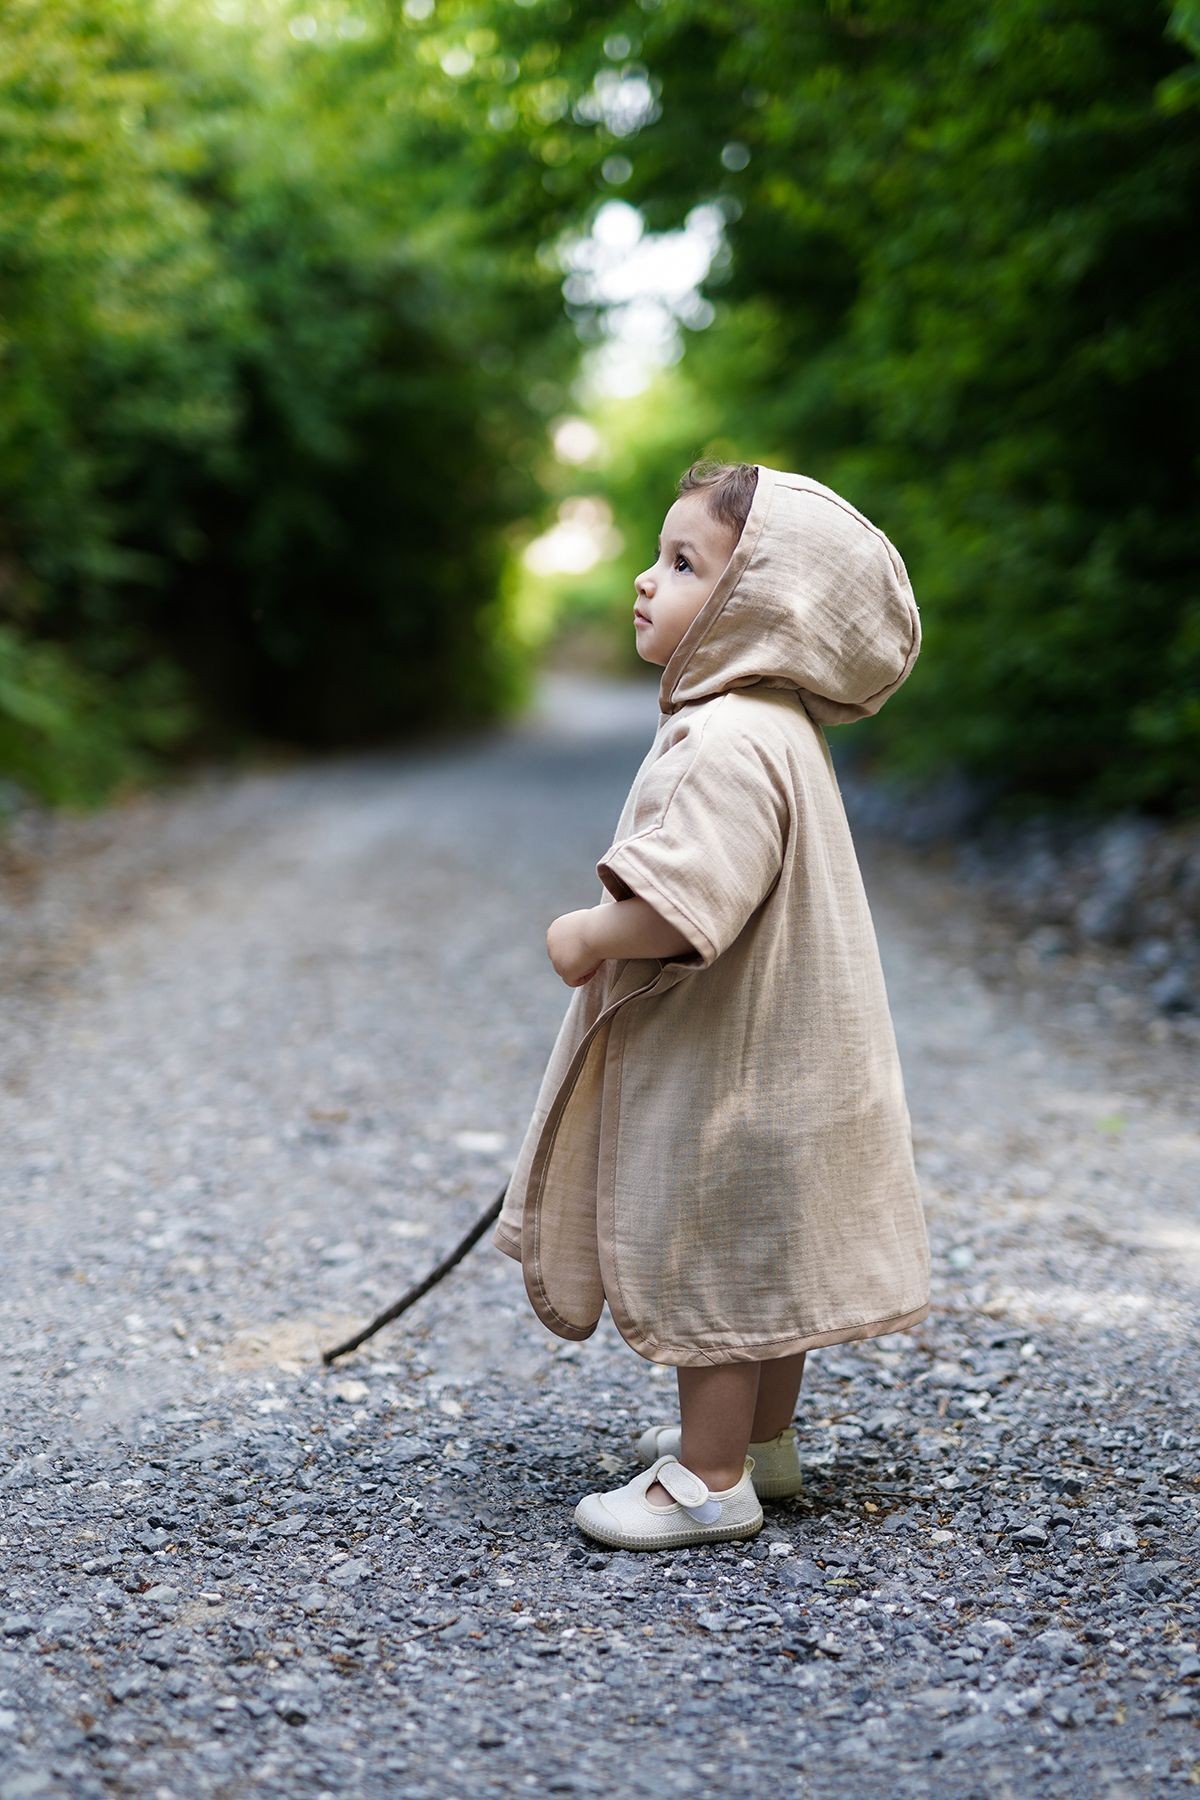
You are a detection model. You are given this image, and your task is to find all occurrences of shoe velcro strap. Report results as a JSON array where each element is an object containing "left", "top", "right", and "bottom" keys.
[{"left": 656, "top": 1458, "right": 722, "bottom": 1523}]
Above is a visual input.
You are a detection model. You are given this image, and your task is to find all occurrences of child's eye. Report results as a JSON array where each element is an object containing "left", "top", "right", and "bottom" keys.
[{"left": 673, "top": 553, "right": 692, "bottom": 572}]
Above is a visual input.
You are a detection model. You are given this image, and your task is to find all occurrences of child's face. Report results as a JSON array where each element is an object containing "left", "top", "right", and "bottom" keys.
[{"left": 633, "top": 494, "right": 739, "bottom": 667}]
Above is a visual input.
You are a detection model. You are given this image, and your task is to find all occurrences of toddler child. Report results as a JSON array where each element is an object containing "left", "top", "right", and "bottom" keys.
[{"left": 493, "top": 459, "right": 931, "bottom": 1550}]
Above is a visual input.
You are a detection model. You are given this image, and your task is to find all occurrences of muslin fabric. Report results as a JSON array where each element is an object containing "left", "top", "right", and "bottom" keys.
[{"left": 493, "top": 466, "right": 932, "bottom": 1365}]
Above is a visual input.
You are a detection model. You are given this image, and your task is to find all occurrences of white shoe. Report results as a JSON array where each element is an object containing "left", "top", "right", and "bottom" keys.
[
  {"left": 574, "top": 1454, "right": 763, "bottom": 1551},
  {"left": 636, "top": 1423, "right": 805, "bottom": 1500}
]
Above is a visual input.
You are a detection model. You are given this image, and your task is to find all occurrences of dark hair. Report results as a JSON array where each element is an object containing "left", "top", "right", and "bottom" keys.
[{"left": 676, "top": 459, "right": 759, "bottom": 542}]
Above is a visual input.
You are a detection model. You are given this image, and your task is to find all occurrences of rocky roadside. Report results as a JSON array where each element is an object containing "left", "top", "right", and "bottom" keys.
[
  {"left": 837, "top": 761, "right": 1200, "bottom": 1036},
  {"left": 0, "top": 677, "right": 1196, "bottom": 1798}
]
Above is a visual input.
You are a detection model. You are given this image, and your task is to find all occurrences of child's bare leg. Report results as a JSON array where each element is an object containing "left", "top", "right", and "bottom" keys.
[
  {"left": 645, "top": 1362, "right": 759, "bottom": 1507},
  {"left": 750, "top": 1350, "right": 807, "bottom": 1440},
  {"left": 643, "top": 1353, "right": 809, "bottom": 1507}
]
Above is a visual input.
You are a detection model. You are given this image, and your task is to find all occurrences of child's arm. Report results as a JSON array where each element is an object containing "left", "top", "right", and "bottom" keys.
[{"left": 547, "top": 897, "right": 696, "bottom": 987}]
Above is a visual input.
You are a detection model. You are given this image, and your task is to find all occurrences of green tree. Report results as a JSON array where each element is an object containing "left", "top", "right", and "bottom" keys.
[
  {"left": 0, "top": 0, "right": 582, "bottom": 803},
  {"left": 519, "top": 0, "right": 1200, "bottom": 815}
]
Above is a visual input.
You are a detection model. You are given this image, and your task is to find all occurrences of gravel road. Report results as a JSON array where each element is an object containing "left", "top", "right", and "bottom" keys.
[{"left": 1, "top": 673, "right": 1196, "bottom": 1798}]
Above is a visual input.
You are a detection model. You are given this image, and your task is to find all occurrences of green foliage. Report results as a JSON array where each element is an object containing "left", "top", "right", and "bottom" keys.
[
  {"left": 540, "top": 0, "right": 1200, "bottom": 816},
  {"left": 2, "top": 0, "right": 1195, "bottom": 818},
  {"left": 0, "top": 623, "right": 197, "bottom": 809},
  {"left": 0, "top": 0, "right": 577, "bottom": 803}
]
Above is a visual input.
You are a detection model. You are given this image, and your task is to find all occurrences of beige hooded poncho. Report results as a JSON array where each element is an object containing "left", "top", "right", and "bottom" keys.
[{"left": 493, "top": 465, "right": 932, "bottom": 1366}]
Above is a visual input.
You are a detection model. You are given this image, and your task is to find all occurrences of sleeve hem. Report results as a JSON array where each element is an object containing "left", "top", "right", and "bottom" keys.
[{"left": 595, "top": 840, "right": 718, "bottom": 968}]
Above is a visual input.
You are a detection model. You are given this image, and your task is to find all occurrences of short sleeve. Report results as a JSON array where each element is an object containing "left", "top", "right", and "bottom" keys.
[{"left": 595, "top": 719, "right": 788, "bottom": 970}]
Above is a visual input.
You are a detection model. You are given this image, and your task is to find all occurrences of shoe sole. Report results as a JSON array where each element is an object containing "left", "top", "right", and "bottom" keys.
[{"left": 574, "top": 1511, "right": 764, "bottom": 1552}]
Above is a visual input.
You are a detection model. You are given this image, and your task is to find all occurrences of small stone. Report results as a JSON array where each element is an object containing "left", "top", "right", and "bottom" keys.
[
  {"left": 913, "top": 1687, "right": 971, "bottom": 1718},
  {"left": 1042, "top": 1471, "right": 1086, "bottom": 1498},
  {"left": 174, "top": 1434, "right": 244, "bottom": 1465},
  {"left": 269, "top": 1673, "right": 319, "bottom": 1726},
  {"left": 880, "top": 1508, "right": 920, "bottom": 1535},
  {"left": 966, "top": 1619, "right": 1015, "bottom": 1647},
  {"left": 333, "top": 1380, "right": 369, "bottom": 1404},
  {"left": 386, "top": 1442, "right": 433, "bottom": 1467},
  {"left": 267, "top": 1515, "right": 308, "bottom": 1537},
  {"left": 0, "top": 1770, "right": 60, "bottom": 1799},
  {"left": 941, "top": 1712, "right": 1009, "bottom": 1748},
  {"left": 329, "top": 1558, "right": 370, "bottom": 1586},
  {"left": 41, "top": 1604, "right": 88, "bottom": 1637},
  {"left": 110, "top": 1673, "right": 148, "bottom": 1702},
  {"left": 784, "top": 1558, "right": 829, "bottom": 1587},
  {"left": 1049, "top": 1685, "right": 1096, "bottom": 1728}
]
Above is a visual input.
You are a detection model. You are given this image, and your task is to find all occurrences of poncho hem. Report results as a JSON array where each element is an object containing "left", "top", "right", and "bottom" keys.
[
  {"left": 607, "top": 1299, "right": 932, "bottom": 1368},
  {"left": 493, "top": 1208, "right": 931, "bottom": 1365},
  {"left": 493, "top": 1218, "right": 522, "bottom": 1260}
]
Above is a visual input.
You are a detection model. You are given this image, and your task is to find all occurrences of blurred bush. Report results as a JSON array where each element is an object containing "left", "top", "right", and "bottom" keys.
[
  {"left": 0, "top": 0, "right": 577, "bottom": 805},
  {"left": 3, "top": 0, "right": 1196, "bottom": 819},
  {"left": 550, "top": 0, "right": 1200, "bottom": 817}
]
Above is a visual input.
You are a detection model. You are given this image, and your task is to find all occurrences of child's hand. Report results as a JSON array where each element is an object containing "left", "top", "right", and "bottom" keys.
[{"left": 546, "top": 909, "right": 603, "bottom": 987}]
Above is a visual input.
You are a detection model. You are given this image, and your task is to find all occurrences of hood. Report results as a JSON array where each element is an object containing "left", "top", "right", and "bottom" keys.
[{"left": 658, "top": 465, "right": 921, "bottom": 725}]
